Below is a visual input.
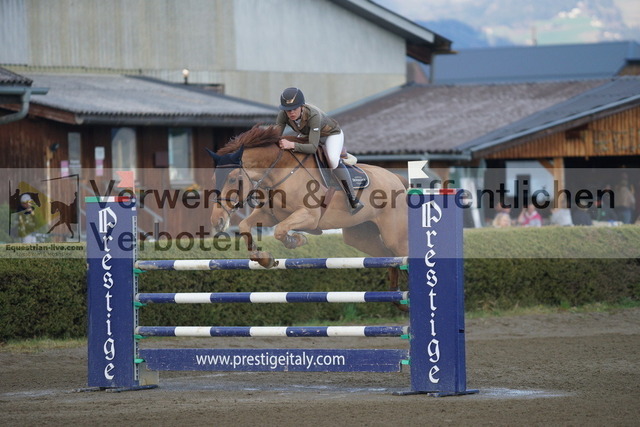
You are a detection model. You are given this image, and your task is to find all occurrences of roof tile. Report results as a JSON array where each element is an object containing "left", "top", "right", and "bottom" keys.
[{"left": 335, "top": 80, "right": 605, "bottom": 154}]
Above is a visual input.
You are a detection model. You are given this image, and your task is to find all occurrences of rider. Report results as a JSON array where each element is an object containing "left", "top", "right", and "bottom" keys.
[{"left": 275, "top": 87, "right": 363, "bottom": 214}]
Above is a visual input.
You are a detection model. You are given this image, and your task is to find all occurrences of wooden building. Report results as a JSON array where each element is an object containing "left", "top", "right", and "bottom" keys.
[
  {"left": 460, "top": 77, "right": 640, "bottom": 223},
  {"left": 336, "top": 76, "right": 640, "bottom": 225},
  {"left": 0, "top": 72, "right": 277, "bottom": 240}
]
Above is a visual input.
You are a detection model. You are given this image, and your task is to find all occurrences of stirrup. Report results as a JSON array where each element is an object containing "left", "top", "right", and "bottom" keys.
[{"left": 348, "top": 197, "right": 364, "bottom": 215}]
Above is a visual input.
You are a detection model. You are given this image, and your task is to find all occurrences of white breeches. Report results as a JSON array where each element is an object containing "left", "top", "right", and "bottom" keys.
[{"left": 324, "top": 131, "right": 344, "bottom": 169}]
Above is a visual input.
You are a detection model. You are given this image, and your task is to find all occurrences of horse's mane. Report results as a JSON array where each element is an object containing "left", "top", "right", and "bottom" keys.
[{"left": 216, "top": 125, "right": 307, "bottom": 155}]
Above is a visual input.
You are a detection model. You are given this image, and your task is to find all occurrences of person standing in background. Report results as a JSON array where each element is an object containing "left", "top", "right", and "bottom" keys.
[
  {"left": 614, "top": 175, "right": 635, "bottom": 224},
  {"left": 518, "top": 203, "right": 542, "bottom": 227}
]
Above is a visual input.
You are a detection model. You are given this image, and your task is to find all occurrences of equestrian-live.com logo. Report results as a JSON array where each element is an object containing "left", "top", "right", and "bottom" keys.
[{"left": 7, "top": 174, "right": 80, "bottom": 243}]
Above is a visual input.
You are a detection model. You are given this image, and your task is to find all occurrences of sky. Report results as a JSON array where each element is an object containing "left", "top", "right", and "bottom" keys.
[
  {"left": 373, "top": 0, "right": 639, "bottom": 26},
  {"left": 372, "top": 0, "right": 640, "bottom": 46}
]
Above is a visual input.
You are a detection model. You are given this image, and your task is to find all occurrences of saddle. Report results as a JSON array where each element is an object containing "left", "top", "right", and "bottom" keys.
[{"left": 314, "top": 152, "right": 370, "bottom": 190}]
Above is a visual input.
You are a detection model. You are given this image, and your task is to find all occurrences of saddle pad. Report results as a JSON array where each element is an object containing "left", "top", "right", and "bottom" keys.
[
  {"left": 314, "top": 154, "right": 370, "bottom": 190},
  {"left": 345, "top": 164, "right": 369, "bottom": 190}
]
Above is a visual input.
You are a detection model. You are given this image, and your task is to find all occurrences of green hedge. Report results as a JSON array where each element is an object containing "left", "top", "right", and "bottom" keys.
[
  {"left": 463, "top": 226, "right": 640, "bottom": 310},
  {"left": 1, "top": 227, "right": 639, "bottom": 341},
  {"left": 0, "top": 257, "right": 86, "bottom": 340},
  {"left": 465, "top": 258, "right": 640, "bottom": 310}
]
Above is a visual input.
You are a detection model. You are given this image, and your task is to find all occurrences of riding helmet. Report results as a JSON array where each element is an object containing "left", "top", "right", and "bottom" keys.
[{"left": 279, "top": 87, "right": 305, "bottom": 110}]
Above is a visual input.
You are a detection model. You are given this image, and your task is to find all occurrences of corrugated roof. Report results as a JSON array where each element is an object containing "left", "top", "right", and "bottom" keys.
[
  {"left": 432, "top": 41, "right": 640, "bottom": 84},
  {"left": 334, "top": 80, "right": 605, "bottom": 155},
  {"left": 24, "top": 73, "right": 277, "bottom": 126},
  {"left": 461, "top": 76, "right": 640, "bottom": 154},
  {"left": 0, "top": 67, "right": 32, "bottom": 86}
]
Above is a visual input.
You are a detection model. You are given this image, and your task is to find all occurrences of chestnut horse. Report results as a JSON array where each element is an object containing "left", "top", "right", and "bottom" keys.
[{"left": 209, "top": 126, "right": 408, "bottom": 290}]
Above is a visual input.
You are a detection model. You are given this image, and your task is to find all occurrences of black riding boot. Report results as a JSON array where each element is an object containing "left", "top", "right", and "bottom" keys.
[{"left": 333, "top": 161, "right": 364, "bottom": 214}]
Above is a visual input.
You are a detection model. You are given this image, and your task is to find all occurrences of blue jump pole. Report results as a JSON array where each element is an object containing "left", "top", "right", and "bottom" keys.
[
  {"left": 135, "top": 257, "right": 407, "bottom": 271},
  {"left": 136, "top": 291, "right": 408, "bottom": 304},
  {"left": 136, "top": 325, "right": 408, "bottom": 338}
]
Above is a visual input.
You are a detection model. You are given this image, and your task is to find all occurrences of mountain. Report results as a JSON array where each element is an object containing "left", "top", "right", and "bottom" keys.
[
  {"left": 417, "top": 19, "right": 512, "bottom": 48},
  {"left": 374, "top": 0, "right": 640, "bottom": 48}
]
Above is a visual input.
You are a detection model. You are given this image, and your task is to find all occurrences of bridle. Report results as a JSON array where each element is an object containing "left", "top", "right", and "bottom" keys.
[
  {"left": 213, "top": 146, "right": 313, "bottom": 218},
  {"left": 212, "top": 168, "right": 247, "bottom": 218}
]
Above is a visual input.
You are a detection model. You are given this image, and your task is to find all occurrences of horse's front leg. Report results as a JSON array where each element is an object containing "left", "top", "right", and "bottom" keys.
[
  {"left": 237, "top": 208, "right": 278, "bottom": 268},
  {"left": 273, "top": 208, "right": 320, "bottom": 250}
]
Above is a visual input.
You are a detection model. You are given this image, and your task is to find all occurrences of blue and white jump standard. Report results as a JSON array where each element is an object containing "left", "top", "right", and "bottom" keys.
[{"left": 85, "top": 189, "right": 477, "bottom": 396}]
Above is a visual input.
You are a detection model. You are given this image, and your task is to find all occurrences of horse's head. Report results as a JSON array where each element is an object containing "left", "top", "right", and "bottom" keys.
[
  {"left": 207, "top": 145, "right": 243, "bottom": 191},
  {"left": 208, "top": 147, "right": 249, "bottom": 232},
  {"left": 207, "top": 126, "right": 306, "bottom": 232},
  {"left": 30, "top": 193, "right": 41, "bottom": 208},
  {"left": 210, "top": 168, "right": 255, "bottom": 232}
]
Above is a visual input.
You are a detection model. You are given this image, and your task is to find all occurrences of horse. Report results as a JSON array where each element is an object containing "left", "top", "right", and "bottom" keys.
[
  {"left": 208, "top": 125, "right": 408, "bottom": 295},
  {"left": 47, "top": 194, "right": 78, "bottom": 238}
]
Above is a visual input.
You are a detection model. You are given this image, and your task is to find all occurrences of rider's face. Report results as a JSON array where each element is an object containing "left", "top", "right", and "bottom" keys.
[{"left": 286, "top": 107, "right": 302, "bottom": 121}]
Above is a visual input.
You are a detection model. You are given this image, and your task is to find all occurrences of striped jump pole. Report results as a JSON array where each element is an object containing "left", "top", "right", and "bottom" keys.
[
  {"left": 136, "top": 326, "right": 409, "bottom": 337},
  {"left": 137, "top": 291, "right": 408, "bottom": 304},
  {"left": 86, "top": 181, "right": 476, "bottom": 396},
  {"left": 135, "top": 257, "right": 407, "bottom": 271}
]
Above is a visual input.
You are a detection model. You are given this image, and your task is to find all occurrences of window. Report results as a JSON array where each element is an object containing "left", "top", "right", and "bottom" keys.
[
  {"left": 168, "top": 128, "right": 193, "bottom": 185},
  {"left": 111, "top": 128, "right": 137, "bottom": 178},
  {"left": 68, "top": 132, "right": 82, "bottom": 176}
]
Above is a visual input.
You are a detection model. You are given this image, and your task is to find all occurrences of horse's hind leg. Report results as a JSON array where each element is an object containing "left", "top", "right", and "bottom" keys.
[
  {"left": 342, "top": 222, "right": 394, "bottom": 257},
  {"left": 372, "top": 206, "right": 408, "bottom": 258},
  {"left": 65, "top": 222, "right": 74, "bottom": 238}
]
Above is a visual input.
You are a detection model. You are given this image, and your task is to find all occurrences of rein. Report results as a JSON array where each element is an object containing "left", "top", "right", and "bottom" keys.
[
  {"left": 244, "top": 146, "right": 314, "bottom": 193},
  {"left": 251, "top": 148, "right": 284, "bottom": 190},
  {"left": 265, "top": 151, "right": 314, "bottom": 190}
]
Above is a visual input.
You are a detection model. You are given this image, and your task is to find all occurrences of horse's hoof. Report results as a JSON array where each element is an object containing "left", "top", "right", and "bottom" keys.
[
  {"left": 283, "top": 232, "right": 308, "bottom": 249},
  {"left": 211, "top": 217, "right": 229, "bottom": 233},
  {"left": 251, "top": 251, "right": 276, "bottom": 268},
  {"left": 294, "top": 233, "right": 308, "bottom": 247},
  {"left": 393, "top": 301, "right": 410, "bottom": 313}
]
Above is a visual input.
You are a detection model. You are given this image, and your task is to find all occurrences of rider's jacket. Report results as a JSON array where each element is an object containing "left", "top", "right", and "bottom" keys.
[{"left": 276, "top": 104, "right": 341, "bottom": 154}]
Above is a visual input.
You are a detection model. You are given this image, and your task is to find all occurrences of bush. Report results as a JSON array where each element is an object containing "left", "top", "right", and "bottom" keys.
[
  {"left": 464, "top": 258, "right": 640, "bottom": 311},
  {"left": 0, "top": 258, "right": 86, "bottom": 340},
  {"left": 462, "top": 226, "right": 640, "bottom": 311}
]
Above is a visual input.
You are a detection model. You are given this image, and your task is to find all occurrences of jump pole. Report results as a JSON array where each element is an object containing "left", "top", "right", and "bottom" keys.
[{"left": 85, "top": 188, "right": 476, "bottom": 395}]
